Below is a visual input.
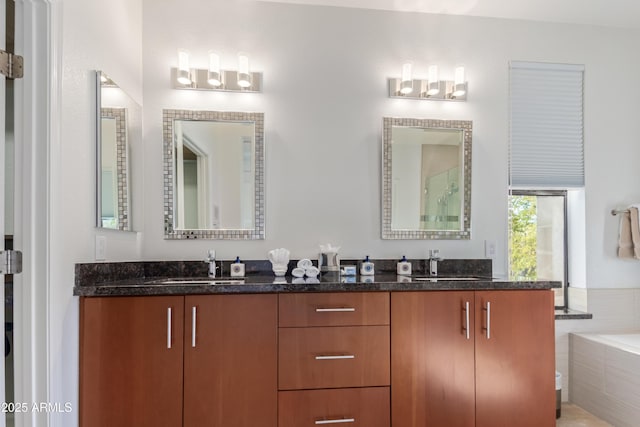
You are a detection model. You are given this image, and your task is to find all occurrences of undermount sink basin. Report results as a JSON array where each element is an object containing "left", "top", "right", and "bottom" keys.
[
  {"left": 145, "top": 278, "right": 246, "bottom": 286},
  {"left": 413, "top": 277, "right": 483, "bottom": 281}
]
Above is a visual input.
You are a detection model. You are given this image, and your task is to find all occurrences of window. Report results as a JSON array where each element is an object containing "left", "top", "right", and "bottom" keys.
[
  {"left": 509, "top": 190, "right": 568, "bottom": 308},
  {"left": 509, "top": 61, "right": 585, "bottom": 309}
]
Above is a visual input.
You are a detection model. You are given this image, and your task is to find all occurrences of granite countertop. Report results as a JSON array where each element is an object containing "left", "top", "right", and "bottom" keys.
[
  {"left": 74, "top": 273, "right": 560, "bottom": 297},
  {"left": 73, "top": 259, "right": 560, "bottom": 297}
]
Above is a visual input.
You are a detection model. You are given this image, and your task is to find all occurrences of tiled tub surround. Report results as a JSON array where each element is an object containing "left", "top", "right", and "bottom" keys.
[
  {"left": 570, "top": 332, "right": 640, "bottom": 427},
  {"left": 74, "top": 258, "right": 559, "bottom": 296}
]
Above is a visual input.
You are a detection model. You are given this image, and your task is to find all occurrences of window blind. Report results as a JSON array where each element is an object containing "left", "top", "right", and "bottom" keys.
[{"left": 509, "top": 61, "right": 584, "bottom": 187}]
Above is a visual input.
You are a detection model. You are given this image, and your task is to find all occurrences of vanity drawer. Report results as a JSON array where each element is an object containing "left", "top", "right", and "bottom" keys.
[
  {"left": 278, "top": 387, "right": 390, "bottom": 427},
  {"left": 278, "top": 292, "right": 389, "bottom": 327},
  {"left": 278, "top": 326, "right": 390, "bottom": 390}
]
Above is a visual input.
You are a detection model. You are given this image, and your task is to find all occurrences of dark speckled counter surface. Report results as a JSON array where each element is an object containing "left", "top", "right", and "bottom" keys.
[{"left": 73, "top": 259, "right": 560, "bottom": 297}]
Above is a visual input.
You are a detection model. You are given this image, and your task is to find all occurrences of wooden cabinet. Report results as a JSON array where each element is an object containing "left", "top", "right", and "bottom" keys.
[
  {"left": 391, "top": 290, "right": 555, "bottom": 427},
  {"left": 184, "top": 294, "right": 277, "bottom": 427},
  {"left": 392, "top": 291, "right": 475, "bottom": 427},
  {"left": 80, "top": 294, "right": 277, "bottom": 427},
  {"left": 80, "top": 296, "right": 184, "bottom": 427},
  {"left": 278, "top": 292, "right": 391, "bottom": 425},
  {"left": 474, "top": 290, "right": 555, "bottom": 427}
]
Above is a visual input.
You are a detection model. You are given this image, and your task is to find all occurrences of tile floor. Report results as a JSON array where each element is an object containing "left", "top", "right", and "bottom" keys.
[{"left": 557, "top": 404, "right": 612, "bottom": 427}]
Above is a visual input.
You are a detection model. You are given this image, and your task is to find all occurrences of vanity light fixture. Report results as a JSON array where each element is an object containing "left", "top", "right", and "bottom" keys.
[
  {"left": 388, "top": 64, "right": 467, "bottom": 101},
  {"left": 173, "top": 50, "right": 262, "bottom": 92}
]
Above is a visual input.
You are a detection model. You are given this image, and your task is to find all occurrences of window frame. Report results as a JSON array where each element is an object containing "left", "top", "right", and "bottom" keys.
[{"left": 509, "top": 189, "right": 569, "bottom": 310}]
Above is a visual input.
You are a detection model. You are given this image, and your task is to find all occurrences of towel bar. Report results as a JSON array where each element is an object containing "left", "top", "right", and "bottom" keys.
[{"left": 612, "top": 209, "right": 630, "bottom": 216}]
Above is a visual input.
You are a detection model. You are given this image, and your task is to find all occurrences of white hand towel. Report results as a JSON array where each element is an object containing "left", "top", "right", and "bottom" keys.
[
  {"left": 297, "top": 258, "right": 313, "bottom": 269},
  {"left": 292, "top": 267, "right": 306, "bottom": 278},
  {"left": 305, "top": 266, "right": 320, "bottom": 278}
]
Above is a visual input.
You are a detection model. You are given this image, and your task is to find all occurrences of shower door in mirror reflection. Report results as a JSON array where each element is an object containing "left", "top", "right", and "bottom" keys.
[
  {"left": 163, "top": 110, "right": 265, "bottom": 240},
  {"left": 382, "top": 118, "right": 472, "bottom": 240}
]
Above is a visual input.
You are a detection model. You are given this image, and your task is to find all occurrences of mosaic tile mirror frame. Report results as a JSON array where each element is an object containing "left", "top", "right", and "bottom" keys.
[
  {"left": 382, "top": 117, "right": 472, "bottom": 240},
  {"left": 162, "top": 109, "right": 265, "bottom": 239}
]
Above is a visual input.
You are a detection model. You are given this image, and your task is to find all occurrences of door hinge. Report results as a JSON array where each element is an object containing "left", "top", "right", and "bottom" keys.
[
  {"left": 0, "top": 250, "right": 23, "bottom": 274},
  {"left": 0, "top": 49, "right": 24, "bottom": 79}
]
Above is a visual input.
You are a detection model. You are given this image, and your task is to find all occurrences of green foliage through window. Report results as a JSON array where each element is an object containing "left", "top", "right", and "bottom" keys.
[{"left": 509, "top": 195, "right": 537, "bottom": 281}]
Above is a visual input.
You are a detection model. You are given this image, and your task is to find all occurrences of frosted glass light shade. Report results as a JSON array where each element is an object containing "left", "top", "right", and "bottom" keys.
[
  {"left": 208, "top": 51, "right": 222, "bottom": 87},
  {"left": 237, "top": 54, "right": 251, "bottom": 88},
  {"left": 453, "top": 66, "right": 466, "bottom": 97},
  {"left": 177, "top": 49, "right": 192, "bottom": 85},
  {"left": 427, "top": 65, "right": 440, "bottom": 96},
  {"left": 400, "top": 62, "right": 413, "bottom": 95}
]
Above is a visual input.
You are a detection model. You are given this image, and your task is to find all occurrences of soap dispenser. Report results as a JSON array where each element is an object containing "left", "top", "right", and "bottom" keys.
[
  {"left": 397, "top": 255, "right": 412, "bottom": 276},
  {"left": 360, "top": 256, "right": 375, "bottom": 276},
  {"left": 230, "top": 256, "right": 245, "bottom": 277}
]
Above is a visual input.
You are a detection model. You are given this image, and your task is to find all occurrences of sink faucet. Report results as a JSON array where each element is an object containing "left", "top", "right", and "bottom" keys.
[
  {"left": 429, "top": 249, "right": 442, "bottom": 276},
  {"left": 205, "top": 249, "right": 218, "bottom": 278}
]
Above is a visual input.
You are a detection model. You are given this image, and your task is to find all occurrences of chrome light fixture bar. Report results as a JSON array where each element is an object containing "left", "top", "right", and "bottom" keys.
[
  {"left": 173, "top": 50, "right": 262, "bottom": 92},
  {"left": 388, "top": 65, "right": 467, "bottom": 101}
]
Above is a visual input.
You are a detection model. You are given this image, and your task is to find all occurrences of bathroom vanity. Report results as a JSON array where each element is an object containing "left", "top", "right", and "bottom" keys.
[{"left": 75, "top": 261, "right": 557, "bottom": 427}]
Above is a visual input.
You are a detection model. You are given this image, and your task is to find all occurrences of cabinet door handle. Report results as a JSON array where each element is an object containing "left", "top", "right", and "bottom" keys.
[
  {"left": 463, "top": 301, "right": 470, "bottom": 340},
  {"left": 191, "top": 306, "right": 197, "bottom": 348},
  {"left": 167, "top": 307, "right": 172, "bottom": 349},
  {"left": 483, "top": 301, "right": 491, "bottom": 339},
  {"left": 315, "top": 418, "right": 355, "bottom": 425},
  {"left": 315, "top": 355, "right": 355, "bottom": 360},
  {"left": 315, "top": 308, "right": 355, "bottom": 312}
]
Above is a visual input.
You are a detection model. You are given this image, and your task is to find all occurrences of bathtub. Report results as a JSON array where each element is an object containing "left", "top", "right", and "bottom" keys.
[{"left": 570, "top": 332, "right": 640, "bottom": 427}]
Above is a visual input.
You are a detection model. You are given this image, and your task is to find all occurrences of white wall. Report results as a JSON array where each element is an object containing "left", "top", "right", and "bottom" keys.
[
  {"left": 49, "top": 0, "right": 143, "bottom": 425},
  {"left": 143, "top": 0, "right": 640, "bottom": 285}
]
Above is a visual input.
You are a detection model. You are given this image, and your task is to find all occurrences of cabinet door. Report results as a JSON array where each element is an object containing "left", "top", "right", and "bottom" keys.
[
  {"left": 475, "top": 290, "right": 555, "bottom": 427},
  {"left": 80, "top": 296, "right": 184, "bottom": 427},
  {"left": 183, "top": 294, "right": 277, "bottom": 427},
  {"left": 391, "top": 291, "right": 476, "bottom": 427}
]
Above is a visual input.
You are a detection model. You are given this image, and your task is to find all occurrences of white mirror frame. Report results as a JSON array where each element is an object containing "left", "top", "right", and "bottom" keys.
[
  {"left": 162, "top": 109, "right": 265, "bottom": 240},
  {"left": 382, "top": 117, "right": 472, "bottom": 240}
]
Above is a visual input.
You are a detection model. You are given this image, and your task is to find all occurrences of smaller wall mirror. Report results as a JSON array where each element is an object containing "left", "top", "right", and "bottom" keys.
[
  {"left": 163, "top": 109, "right": 265, "bottom": 239},
  {"left": 382, "top": 117, "right": 472, "bottom": 239},
  {"left": 95, "top": 70, "right": 141, "bottom": 231}
]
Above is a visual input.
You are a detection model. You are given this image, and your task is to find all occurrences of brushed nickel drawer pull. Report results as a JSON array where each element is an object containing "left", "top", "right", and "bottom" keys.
[
  {"left": 315, "top": 355, "right": 355, "bottom": 360},
  {"left": 463, "top": 301, "right": 470, "bottom": 340},
  {"left": 167, "top": 307, "right": 172, "bottom": 349},
  {"left": 483, "top": 301, "right": 491, "bottom": 339},
  {"left": 191, "top": 306, "right": 197, "bottom": 348},
  {"left": 315, "top": 308, "right": 356, "bottom": 313},
  {"left": 315, "top": 418, "right": 356, "bottom": 425}
]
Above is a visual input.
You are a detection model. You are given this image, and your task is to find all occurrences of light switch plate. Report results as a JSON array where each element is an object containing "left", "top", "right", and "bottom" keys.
[
  {"left": 95, "top": 236, "right": 106, "bottom": 261},
  {"left": 485, "top": 240, "right": 496, "bottom": 258}
]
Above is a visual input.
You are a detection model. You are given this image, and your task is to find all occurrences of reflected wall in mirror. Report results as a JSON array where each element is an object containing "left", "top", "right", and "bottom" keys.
[
  {"left": 163, "top": 110, "right": 265, "bottom": 239},
  {"left": 382, "top": 117, "right": 472, "bottom": 239},
  {"left": 95, "top": 70, "right": 141, "bottom": 231}
]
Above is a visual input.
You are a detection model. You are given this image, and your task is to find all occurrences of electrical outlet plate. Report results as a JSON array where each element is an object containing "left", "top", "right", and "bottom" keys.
[{"left": 485, "top": 240, "right": 496, "bottom": 258}]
